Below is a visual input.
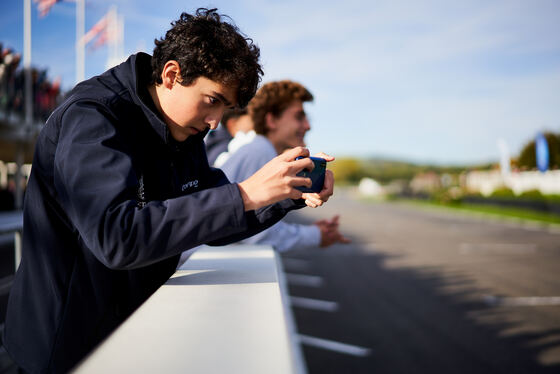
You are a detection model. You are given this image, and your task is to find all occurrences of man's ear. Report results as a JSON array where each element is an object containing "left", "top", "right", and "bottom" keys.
[
  {"left": 161, "top": 60, "right": 180, "bottom": 89},
  {"left": 265, "top": 112, "right": 276, "bottom": 131}
]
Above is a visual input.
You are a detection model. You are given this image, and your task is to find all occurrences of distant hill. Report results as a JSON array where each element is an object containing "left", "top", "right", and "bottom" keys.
[{"left": 330, "top": 156, "right": 496, "bottom": 183}]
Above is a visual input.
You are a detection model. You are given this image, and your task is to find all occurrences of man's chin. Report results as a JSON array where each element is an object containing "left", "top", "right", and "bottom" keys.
[{"left": 280, "top": 140, "right": 306, "bottom": 152}]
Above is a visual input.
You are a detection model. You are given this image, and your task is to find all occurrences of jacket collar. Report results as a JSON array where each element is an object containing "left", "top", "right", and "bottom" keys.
[
  {"left": 125, "top": 52, "right": 208, "bottom": 146},
  {"left": 119, "top": 53, "right": 169, "bottom": 144}
]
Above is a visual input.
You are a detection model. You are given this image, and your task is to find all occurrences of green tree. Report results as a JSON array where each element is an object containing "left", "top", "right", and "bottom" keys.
[
  {"left": 329, "top": 158, "right": 363, "bottom": 182},
  {"left": 518, "top": 132, "right": 560, "bottom": 170}
]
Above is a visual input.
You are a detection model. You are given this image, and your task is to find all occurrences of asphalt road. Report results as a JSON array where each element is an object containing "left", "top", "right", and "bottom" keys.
[{"left": 282, "top": 189, "right": 560, "bottom": 374}]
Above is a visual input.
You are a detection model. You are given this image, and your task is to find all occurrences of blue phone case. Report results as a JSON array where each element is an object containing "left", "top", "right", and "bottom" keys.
[{"left": 296, "top": 157, "right": 326, "bottom": 193}]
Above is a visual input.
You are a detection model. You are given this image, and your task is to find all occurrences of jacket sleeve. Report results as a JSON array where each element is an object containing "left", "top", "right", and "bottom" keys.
[
  {"left": 52, "top": 101, "right": 282, "bottom": 270},
  {"left": 207, "top": 197, "right": 306, "bottom": 246}
]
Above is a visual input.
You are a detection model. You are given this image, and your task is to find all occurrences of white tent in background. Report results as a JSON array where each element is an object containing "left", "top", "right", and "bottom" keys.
[{"left": 358, "top": 177, "right": 385, "bottom": 197}]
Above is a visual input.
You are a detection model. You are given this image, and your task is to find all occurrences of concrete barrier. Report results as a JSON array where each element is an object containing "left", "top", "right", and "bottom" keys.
[
  {"left": 0, "top": 210, "right": 23, "bottom": 271},
  {"left": 73, "top": 244, "right": 307, "bottom": 374}
]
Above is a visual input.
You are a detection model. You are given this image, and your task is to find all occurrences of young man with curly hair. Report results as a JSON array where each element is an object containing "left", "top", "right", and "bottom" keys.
[
  {"left": 3, "top": 10, "right": 333, "bottom": 373},
  {"left": 219, "top": 80, "right": 349, "bottom": 253}
]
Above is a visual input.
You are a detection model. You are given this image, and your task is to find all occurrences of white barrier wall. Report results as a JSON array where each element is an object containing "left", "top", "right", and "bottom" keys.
[
  {"left": 465, "top": 170, "right": 560, "bottom": 196},
  {"left": 507, "top": 170, "right": 560, "bottom": 195},
  {"left": 73, "top": 244, "right": 307, "bottom": 374}
]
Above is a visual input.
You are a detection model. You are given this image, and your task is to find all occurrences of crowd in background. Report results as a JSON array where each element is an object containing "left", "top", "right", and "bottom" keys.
[
  {"left": 0, "top": 42, "right": 62, "bottom": 123},
  {"left": 0, "top": 42, "right": 63, "bottom": 210}
]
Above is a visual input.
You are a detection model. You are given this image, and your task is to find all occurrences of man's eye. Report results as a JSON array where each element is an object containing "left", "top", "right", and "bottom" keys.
[{"left": 208, "top": 96, "right": 218, "bottom": 105}]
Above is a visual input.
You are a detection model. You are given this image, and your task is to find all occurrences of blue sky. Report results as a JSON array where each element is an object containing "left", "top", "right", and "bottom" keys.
[{"left": 1, "top": 0, "right": 559, "bottom": 165}]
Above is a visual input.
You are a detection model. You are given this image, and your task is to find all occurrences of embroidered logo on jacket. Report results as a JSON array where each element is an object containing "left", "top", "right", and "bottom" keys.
[
  {"left": 137, "top": 174, "right": 147, "bottom": 208},
  {"left": 182, "top": 180, "right": 199, "bottom": 191}
]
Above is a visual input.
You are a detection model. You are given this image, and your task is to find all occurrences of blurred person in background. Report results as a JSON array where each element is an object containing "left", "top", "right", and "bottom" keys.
[
  {"left": 3, "top": 9, "right": 334, "bottom": 374},
  {"left": 205, "top": 107, "right": 252, "bottom": 165},
  {"left": 218, "top": 80, "right": 350, "bottom": 253},
  {"left": 0, "top": 47, "right": 21, "bottom": 116},
  {"left": 211, "top": 107, "right": 256, "bottom": 168},
  {"left": 0, "top": 43, "right": 60, "bottom": 121}
]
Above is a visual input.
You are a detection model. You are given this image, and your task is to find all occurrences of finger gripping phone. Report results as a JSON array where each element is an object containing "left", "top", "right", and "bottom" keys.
[{"left": 295, "top": 157, "right": 326, "bottom": 193}]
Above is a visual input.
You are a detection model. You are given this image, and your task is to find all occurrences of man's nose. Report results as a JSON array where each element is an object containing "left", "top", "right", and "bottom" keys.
[
  {"left": 206, "top": 108, "right": 225, "bottom": 130},
  {"left": 206, "top": 114, "right": 222, "bottom": 130}
]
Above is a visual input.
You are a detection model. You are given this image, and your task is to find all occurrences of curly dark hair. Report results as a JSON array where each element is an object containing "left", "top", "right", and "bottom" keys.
[
  {"left": 151, "top": 8, "right": 263, "bottom": 108},
  {"left": 249, "top": 80, "right": 314, "bottom": 135}
]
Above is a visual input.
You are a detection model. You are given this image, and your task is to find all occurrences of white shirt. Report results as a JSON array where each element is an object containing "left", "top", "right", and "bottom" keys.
[{"left": 214, "top": 130, "right": 257, "bottom": 168}]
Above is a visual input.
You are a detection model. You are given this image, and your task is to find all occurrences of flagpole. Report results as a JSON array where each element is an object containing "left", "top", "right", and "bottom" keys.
[
  {"left": 106, "top": 5, "right": 117, "bottom": 69},
  {"left": 17, "top": 0, "right": 33, "bottom": 210},
  {"left": 118, "top": 14, "right": 124, "bottom": 61},
  {"left": 76, "top": 0, "right": 85, "bottom": 84},
  {"left": 23, "top": 0, "right": 32, "bottom": 125}
]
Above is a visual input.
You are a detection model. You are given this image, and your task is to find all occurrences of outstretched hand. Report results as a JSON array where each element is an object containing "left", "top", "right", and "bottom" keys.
[{"left": 314, "top": 215, "right": 351, "bottom": 247}]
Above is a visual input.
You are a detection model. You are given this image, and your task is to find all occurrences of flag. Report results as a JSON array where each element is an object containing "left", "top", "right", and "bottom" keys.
[
  {"left": 89, "top": 31, "right": 109, "bottom": 51},
  {"left": 536, "top": 133, "right": 549, "bottom": 173},
  {"left": 80, "top": 13, "right": 109, "bottom": 47},
  {"left": 34, "top": 0, "right": 63, "bottom": 18}
]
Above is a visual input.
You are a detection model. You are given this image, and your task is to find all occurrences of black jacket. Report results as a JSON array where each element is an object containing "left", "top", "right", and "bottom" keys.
[{"left": 3, "top": 53, "right": 302, "bottom": 374}]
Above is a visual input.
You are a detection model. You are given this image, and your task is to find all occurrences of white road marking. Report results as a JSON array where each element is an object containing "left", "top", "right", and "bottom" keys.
[
  {"left": 298, "top": 334, "right": 371, "bottom": 357},
  {"left": 289, "top": 296, "right": 339, "bottom": 312},
  {"left": 483, "top": 295, "right": 560, "bottom": 306},
  {"left": 282, "top": 258, "right": 311, "bottom": 272},
  {"left": 460, "top": 242, "right": 537, "bottom": 254},
  {"left": 285, "top": 273, "right": 324, "bottom": 287}
]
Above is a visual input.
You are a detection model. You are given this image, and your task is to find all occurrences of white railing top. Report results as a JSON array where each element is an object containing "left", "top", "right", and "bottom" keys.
[
  {"left": 0, "top": 211, "right": 23, "bottom": 234},
  {"left": 74, "top": 244, "right": 306, "bottom": 374}
]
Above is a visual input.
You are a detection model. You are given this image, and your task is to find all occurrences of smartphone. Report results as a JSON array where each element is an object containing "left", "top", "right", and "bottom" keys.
[{"left": 295, "top": 157, "right": 326, "bottom": 193}]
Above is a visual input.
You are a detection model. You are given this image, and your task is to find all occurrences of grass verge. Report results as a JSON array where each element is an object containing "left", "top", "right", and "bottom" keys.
[{"left": 389, "top": 198, "right": 560, "bottom": 226}]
